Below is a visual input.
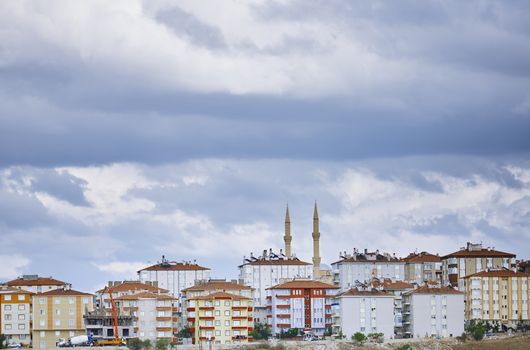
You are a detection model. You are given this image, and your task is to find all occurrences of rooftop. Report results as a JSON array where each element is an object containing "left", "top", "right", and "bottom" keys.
[
  {"left": 115, "top": 292, "right": 175, "bottom": 300},
  {"left": 333, "top": 248, "right": 401, "bottom": 264},
  {"left": 404, "top": 285, "right": 463, "bottom": 296},
  {"left": 190, "top": 291, "right": 251, "bottom": 301},
  {"left": 7, "top": 275, "right": 66, "bottom": 287},
  {"left": 337, "top": 288, "right": 393, "bottom": 297},
  {"left": 464, "top": 269, "right": 530, "bottom": 279},
  {"left": 39, "top": 288, "right": 92, "bottom": 296},
  {"left": 401, "top": 251, "right": 441, "bottom": 263},
  {"left": 0, "top": 285, "right": 34, "bottom": 294},
  {"left": 96, "top": 281, "right": 168, "bottom": 294},
  {"left": 182, "top": 279, "right": 252, "bottom": 292},
  {"left": 268, "top": 279, "right": 338, "bottom": 290},
  {"left": 443, "top": 242, "right": 515, "bottom": 259},
  {"left": 138, "top": 256, "right": 210, "bottom": 272},
  {"left": 371, "top": 278, "right": 414, "bottom": 290},
  {"left": 239, "top": 249, "right": 311, "bottom": 267}
]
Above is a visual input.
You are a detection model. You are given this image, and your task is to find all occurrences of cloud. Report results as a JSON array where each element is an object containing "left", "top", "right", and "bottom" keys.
[
  {"left": 94, "top": 261, "right": 146, "bottom": 278},
  {"left": 0, "top": 254, "right": 30, "bottom": 279}
]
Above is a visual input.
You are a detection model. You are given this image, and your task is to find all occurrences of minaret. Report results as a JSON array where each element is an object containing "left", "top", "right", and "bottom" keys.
[
  {"left": 312, "top": 201, "right": 321, "bottom": 279},
  {"left": 284, "top": 205, "right": 292, "bottom": 259}
]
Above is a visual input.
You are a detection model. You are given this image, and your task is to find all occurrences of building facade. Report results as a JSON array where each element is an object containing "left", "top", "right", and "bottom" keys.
[
  {"left": 442, "top": 242, "right": 516, "bottom": 290},
  {"left": 267, "top": 280, "right": 338, "bottom": 337},
  {"left": 463, "top": 269, "right": 530, "bottom": 328},
  {"left": 187, "top": 292, "right": 253, "bottom": 344},
  {"left": 138, "top": 256, "right": 210, "bottom": 298},
  {"left": 333, "top": 288, "right": 395, "bottom": 340},
  {"left": 32, "top": 288, "right": 94, "bottom": 349},
  {"left": 7, "top": 275, "right": 66, "bottom": 294},
  {"left": 332, "top": 249, "right": 405, "bottom": 289},
  {"left": 402, "top": 252, "right": 443, "bottom": 284},
  {"left": 0, "top": 286, "right": 33, "bottom": 346},
  {"left": 402, "top": 286, "right": 464, "bottom": 339}
]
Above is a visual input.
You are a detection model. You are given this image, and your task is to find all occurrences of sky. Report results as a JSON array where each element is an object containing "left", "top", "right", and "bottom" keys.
[{"left": 1, "top": 0, "right": 530, "bottom": 292}]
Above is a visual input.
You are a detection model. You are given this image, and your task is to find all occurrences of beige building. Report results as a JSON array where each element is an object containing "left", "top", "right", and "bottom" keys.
[
  {"left": 442, "top": 242, "right": 516, "bottom": 290},
  {"left": 0, "top": 286, "right": 33, "bottom": 346},
  {"left": 182, "top": 280, "right": 254, "bottom": 344},
  {"left": 7, "top": 275, "right": 66, "bottom": 294},
  {"left": 32, "top": 287, "right": 94, "bottom": 349},
  {"left": 463, "top": 269, "right": 530, "bottom": 328},
  {"left": 402, "top": 251, "right": 443, "bottom": 284}
]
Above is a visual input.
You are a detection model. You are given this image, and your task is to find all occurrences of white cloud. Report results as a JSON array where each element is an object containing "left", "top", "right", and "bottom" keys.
[
  {"left": 94, "top": 261, "right": 146, "bottom": 279},
  {"left": 0, "top": 254, "right": 31, "bottom": 279}
]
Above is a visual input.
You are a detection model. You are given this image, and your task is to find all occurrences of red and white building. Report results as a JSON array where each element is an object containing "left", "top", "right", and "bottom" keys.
[{"left": 267, "top": 280, "right": 338, "bottom": 337}]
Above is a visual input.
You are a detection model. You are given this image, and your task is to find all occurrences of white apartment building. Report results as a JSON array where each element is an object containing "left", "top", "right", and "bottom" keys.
[
  {"left": 402, "top": 285, "right": 464, "bottom": 339},
  {"left": 239, "top": 249, "right": 312, "bottom": 323},
  {"left": 332, "top": 249, "right": 405, "bottom": 289},
  {"left": 115, "top": 292, "right": 177, "bottom": 341},
  {"left": 0, "top": 286, "right": 33, "bottom": 346},
  {"left": 6, "top": 275, "right": 66, "bottom": 294},
  {"left": 402, "top": 252, "right": 443, "bottom": 284},
  {"left": 333, "top": 288, "right": 395, "bottom": 340},
  {"left": 267, "top": 280, "right": 338, "bottom": 337},
  {"left": 442, "top": 242, "right": 516, "bottom": 290},
  {"left": 463, "top": 269, "right": 530, "bottom": 328},
  {"left": 138, "top": 256, "right": 210, "bottom": 298}
]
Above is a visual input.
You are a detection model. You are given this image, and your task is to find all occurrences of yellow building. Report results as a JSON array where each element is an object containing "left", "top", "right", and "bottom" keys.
[
  {"left": 182, "top": 280, "right": 254, "bottom": 344},
  {"left": 463, "top": 269, "right": 530, "bottom": 327},
  {"left": 0, "top": 286, "right": 33, "bottom": 347},
  {"left": 188, "top": 292, "right": 253, "bottom": 344},
  {"left": 32, "top": 287, "right": 94, "bottom": 349}
]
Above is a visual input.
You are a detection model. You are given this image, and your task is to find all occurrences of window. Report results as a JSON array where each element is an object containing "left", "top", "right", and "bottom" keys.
[
  {"left": 69, "top": 319, "right": 75, "bottom": 326},
  {"left": 4, "top": 314, "right": 11, "bottom": 321},
  {"left": 55, "top": 320, "right": 61, "bottom": 326},
  {"left": 225, "top": 320, "right": 230, "bottom": 326},
  {"left": 215, "top": 330, "right": 221, "bottom": 336},
  {"left": 39, "top": 298, "right": 45, "bottom": 305},
  {"left": 224, "top": 300, "right": 231, "bottom": 306},
  {"left": 18, "top": 304, "right": 25, "bottom": 311},
  {"left": 82, "top": 297, "right": 89, "bottom": 304},
  {"left": 56, "top": 309, "right": 61, "bottom": 315},
  {"left": 214, "top": 300, "right": 220, "bottom": 306},
  {"left": 214, "top": 310, "right": 220, "bottom": 316},
  {"left": 69, "top": 331, "right": 75, "bottom": 337},
  {"left": 40, "top": 331, "right": 45, "bottom": 338},
  {"left": 215, "top": 320, "right": 220, "bottom": 326},
  {"left": 18, "top": 295, "right": 25, "bottom": 301},
  {"left": 40, "top": 309, "right": 45, "bottom": 315},
  {"left": 4, "top": 305, "right": 11, "bottom": 311},
  {"left": 225, "top": 330, "right": 230, "bottom": 336},
  {"left": 18, "top": 314, "right": 25, "bottom": 321},
  {"left": 55, "top": 298, "right": 61, "bottom": 304},
  {"left": 16, "top": 324, "right": 24, "bottom": 330},
  {"left": 68, "top": 297, "right": 74, "bottom": 304},
  {"left": 69, "top": 308, "right": 74, "bottom": 315},
  {"left": 40, "top": 320, "right": 45, "bottom": 326},
  {"left": 5, "top": 324, "right": 11, "bottom": 330},
  {"left": 5, "top": 295, "right": 11, "bottom": 301},
  {"left": 224, "top": 310, "right": 230, "bottom": 316}
]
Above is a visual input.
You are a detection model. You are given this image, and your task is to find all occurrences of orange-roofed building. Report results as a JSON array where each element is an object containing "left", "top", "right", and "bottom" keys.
[
  {"left": 0, "top": 286, "right": 33, "bottom": 347},
  {"left": 6, "top": 274, "right": 67, "bottom": 294},
  {"left": 402, "top": 251, "right": 443, "bottom": 285},
  {"left": 463, "top": 269, "right": 530, "bottom": 327},
  {"left": 267, "top": 279, "right": 338, "bottom": 337}
]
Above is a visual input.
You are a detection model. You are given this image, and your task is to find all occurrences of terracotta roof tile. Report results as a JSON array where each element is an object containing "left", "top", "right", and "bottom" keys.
[
  {"left": 442, "top": 248, "right": 515, "bottom": 259},
  {"left": 404, "top": 285, "right": 462, "bottom": 295},
  {"left": 463, "top": 269, "right": 530, "bottom": 279},
  {"left": 182, "top": 280, "right": 252, "bottom": 292},
  {"left": 96, "top": 281, "right": 168, "bottom": 294},
  {"left": 39, "top": 289, "right": 93, "bottom": 296},
  {"left": 7, "top": 277, "right": 66, "bottom": 287},
  {"left": 115, "top": 292, "right": 176, "bottom": 300},
  {"left": 189, "top": 291, "right": 251, "bottom": 301},
  {"left": 337, "top": 288, "right": 393, "bottom": 297},
  {"left": 401, "top": 252, "right": 441, "bottom": 263},
  {"left": 268, "top": 280, "right": 339, "bottom": 290},
  {"left": 371, "top": 279, "right": 414, "bottom": 290},
  {"left": 241, "top": 259, "right": 311, "bottom": 266},
  {"left": 138, "top": 262, "right": 209, "bottom": 272},
  {"left": 0, "top": 286, "right": 34, "bottom": 294}
]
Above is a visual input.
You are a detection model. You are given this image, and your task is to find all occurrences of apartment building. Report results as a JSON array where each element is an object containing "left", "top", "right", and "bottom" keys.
[
  {"left": 114, "top": 292, "right": 177, "bottom": 341},
  {"left": 7, "top": 275, "right": 66, "bottom": 294},
  {"left": 182, "top": 280, "right": 254, "bottom": 344},
  {"left": 371, "top": 278, "right": 414, "bottom": 338},
  {"left": 86, "top": 281, "right": 170, "bottom": 341},
  {"left": 463, "top": 269, "right": 530, "bottom": 328},
  {"left": 187, "top": 292, "right": 253, "bottom": 344},
  {"left": 138, "top": 256, "right": 210, "bottom": 298},
  {"left": 267, "top": 280, "right": 338, "bottom": 337},
  {"left": 333, "top": 288, "right": 395, "bottom": 340},
  {"left": 239, "top": 249, "right": 312, "bottom": 323},
  {"left": 518, "top": 260, "right": 530, "bottom": 274},
  {"left": 402, "top": 285, "right": 464, "bottom": 339},
  {"left": 0, "top": 286, "right": 33, "bottom": 346},
  {"left": 32, "top": 287, "right": 94, "bottom": 349},
  {"left": 402, "top": 252, "right": 443, "bottom": 284},
  {"left": 332, "top": 249, "right": 405, "bottom": 289},
  {"left": 442, "top": 242, "right": 516, "bottom": 290}
]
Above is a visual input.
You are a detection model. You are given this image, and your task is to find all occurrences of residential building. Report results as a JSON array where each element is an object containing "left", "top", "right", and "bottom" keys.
[
  {"left": 0, "top": 286, "right": 33, "bottom": 346},
  {"left": 402, "top": 252, "right": 443, "bottom": 284},
  {"left": 518, "top": 260, "right": 530, "bottom": 274},
  {"left": 267, "top": 280, "right": 338, "bottom": 337},
  {"left": 7, "top": 275, "right": 66, "bottom": 294},
  {"left": 138, "top": 256, "right": 210, "bottom": 298},
  {"left": 187, "top": 292, "right": 253, "bottom": 345},
  {"left": 332, "top": 249, "right": 405, "bottom": 289},
  {"left": 442, "top": 242, "right": 516, "bottom": 290},
  {"left": 182, "top": 280, "right": 254, "bottom": 344},
  {"left": 32, "top": 287, "right": 94, "bottom": 349},
  {"left": 402, "top": 285, "right": 464, "bottom": 339},
  {"left": 333, "top": 288, "right": 395, "bottom": 340},
  {"left": 463, "top": 269, "right": 530, "bottom": 328},
  {"left": 370, "top": 278, "right": 414, "bottom": 338},
  {"left": 86, "top": 281, "right": 170, "bottom": 341},
  {"left": 238, "top": 250, "right": 312, "bottom": 323},
  {"left": 114, "top": 292, "right": 177, "bottom": 342}
]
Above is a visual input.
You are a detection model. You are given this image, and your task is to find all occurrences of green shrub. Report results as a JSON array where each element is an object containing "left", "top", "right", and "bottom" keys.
[
  {"left": 352, "top": 332, "right": 367, "bottom": 344},
  {"left": 155, "top": 338, "right": 169, "bottom": 350},
  {"left": 465, "top": 320, "right": 486, "bottom": 341},
  {"left": 127, "top": 338, "right": 142, "bottom": 350},
  {"left": 395, "top": 345, "right": 412, "bottom": 350}
]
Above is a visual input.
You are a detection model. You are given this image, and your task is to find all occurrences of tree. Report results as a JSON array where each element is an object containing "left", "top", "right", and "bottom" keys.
[
  {"left": 465, "top": 320, "right": 486, "bottom": 341},
  {"left": 155, "top": 338, "right": 169, "bottom": 350},
  {"left": 126, "top": 338, "right": 142, "bottom": 350},
  {"left": 177, "top": 327, "right": 192, "bottom": 338},
  {"left": 250, "top": 322, "right": 271, "bottom": 340},
  {"left": 367, "top": 332, "right": 384, "bottom": 343},
  {"left": 352, "top": 332, "right": 367, "bottom": 344},
  {"left": 141, "top": 339, "right": 152, "bottom": 349},
  {"left": 0, "top": 334, "right": 6, "bottom": 349}
]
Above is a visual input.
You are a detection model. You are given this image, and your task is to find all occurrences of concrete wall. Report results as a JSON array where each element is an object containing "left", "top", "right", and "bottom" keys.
[{"left": 338, "top": 296, "right": 394, "bottom": 340}]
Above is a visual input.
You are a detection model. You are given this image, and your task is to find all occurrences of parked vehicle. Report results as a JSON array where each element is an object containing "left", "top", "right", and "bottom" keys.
[{"left": 57, "top": 334, "right": 94, "bottom": 347}]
